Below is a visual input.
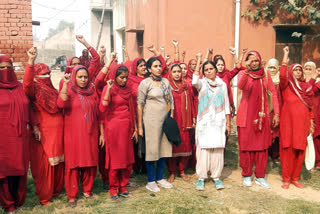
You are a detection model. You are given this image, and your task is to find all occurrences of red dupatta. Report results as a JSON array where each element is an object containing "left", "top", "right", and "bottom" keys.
[
  {"left": 64, "top": 56, "right": 78, "bottom": 74},
  {"left": 128, "top": 57, "right": 145, "bottom": 85},
  {"left": 168, "top": 66, "right": 193, "bottom": 130},
  {"left": 288, "top": 63, "right": 313, "bottom": 109},
  {"left": 33, "top": 63, "right": 59, "bottom": 114},
  {"left": 187, "top": 59, "right": 195, "bottom": 79},
  {"left": 0, "top": 55, "right": 29, "bottom": 135}
]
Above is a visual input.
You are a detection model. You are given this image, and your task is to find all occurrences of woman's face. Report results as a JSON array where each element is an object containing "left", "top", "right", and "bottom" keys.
[
  {"left": 303, "top": 65, "right": 313, "bottom": 75},
  {"left": 116, "top": 71, "right": 129, "bottom": 87},
  {"left": 190, "top": 60, "right": 197, "bottom": 71},
  {"left": 268, "top": 65, "right": 278, "bottom": 76},
  {"left": 180, "top": 64, "right": 187, "bottom": 77},
  {"left": 76, "top": 69, "right": 88, "bottom": 88},
  {"left": 136, "top": 61, "right": 146, "bottom": 77},
  {"left": 203, "top": 63, "right": 216, "bottom": 80},
  {"left": 293, "top": 66, "right": 303, "bottom": 81},
  {"left": 71, "top": 58, "right": 81, "bottom": 66},
  {"left": 247, "top": 55, "right": 260, "bottom": 70},
  {"left": 171, "top": 66, "right": 182, "bottom": 81},
  {"left": 150, "top": 60, "right": 162, "bottom": 77},
  {"left": 0, "top": 62, "right": 13, "bottom": 70},
  {"left": 216, "top": 59, "right": 225, "bottom": 73}
]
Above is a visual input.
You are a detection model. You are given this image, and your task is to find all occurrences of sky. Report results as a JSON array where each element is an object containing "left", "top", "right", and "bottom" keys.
[{"left": 31, "top": 0, "right": 91, "bottom": 41}]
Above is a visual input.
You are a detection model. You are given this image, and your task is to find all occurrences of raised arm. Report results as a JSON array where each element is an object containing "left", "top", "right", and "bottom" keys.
[
  {"left": 122, "top": 45, "right": 130, "bottom": 61},
  {"left": 227, "top": 47, "right": 243, "bottom": 78},
  {"left": 57, "top": 73, "right": 71, "bottom": 109},
  {"left": 172, "top": 40, "right": 180, "bottom": 62},
  {"left": 279, "top": 46, "right": 289, "bottom": 90},
  {"left": 94, "top": 52, "right": 117, "bottom": 91},
  {"left": 76, "top": 35, "right": 101, "bottom": 79},
  {"left": 99, "top": 80, "right": 113, "bottom": 112},
  {"left": 99, "top": 45, "right": 106, "bottom": 67},
  {"left": 192, "top": 53, "right": 203, "bottom": 90},
  {"left": 160, "top": 46, "right": 165, "bottom": 58},
  {"left": 23, "top": 47, "right": 38, "bottom": 97},
  {"left": 239, "top": 48, "right": 248, "bottom": 64},
  {"left": 181, "top": 50, "right": 186, "bottom": 63}
]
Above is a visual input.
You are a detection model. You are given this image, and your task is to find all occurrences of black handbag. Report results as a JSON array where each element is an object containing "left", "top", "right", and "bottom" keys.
[{"left": 162, "top": 111, "right": 181, "bottom": 147}]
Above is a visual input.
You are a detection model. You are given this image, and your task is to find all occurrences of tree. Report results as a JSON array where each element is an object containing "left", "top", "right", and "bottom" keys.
[
  {"left": 241, "top": 0, "right": 320, "bottom": 40},
  {"left": 46, "top": 20, "right": 74, "bottom": 39}
]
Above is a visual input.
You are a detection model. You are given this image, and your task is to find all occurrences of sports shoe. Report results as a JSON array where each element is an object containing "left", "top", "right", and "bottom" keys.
[
  {"left": 214, "top": 179, "right": 224, "bottom": 190},
  {"left": 157, "top": 179, "right": 173, "bottom": 189},
  {"left": 255, "top": 177, "right": 270, "bottom": 189},
  {"left": 146, "top": 182, "right": 160, "bottom": 192},
  {"left": 196, "top": 179, "right": 204, "bottom": 191},
  {"left": 243, "top": 176, "right": 252, "bottom": 187}
]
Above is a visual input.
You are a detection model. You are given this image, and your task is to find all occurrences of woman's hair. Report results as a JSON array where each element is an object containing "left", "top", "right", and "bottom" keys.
[
  {"left": 145, "top": 57, "right": 161, "bottom": 77},
  {"left": 115, "top": 66, "right": 129, "bottom": 78},
  {"left": 245, "top": 53, "right": 255, "bottom": 61},
  {"left": 213, "top": 54, "right": 223, "bottom": 62},
  {"left": 202, "top": 61, "right": 217, "bottom": 76},
  {"left": 71, "top": 57, "right": 80, "bottom": 65},
  {"left": 170, "top": 63, "right": 181, "bottom": 71},
  {"left": 137, "top": 58, "right": 146, "bottom": 68},
  {"left": 214, "top": 58, "right": 225, "bottom": 66}
]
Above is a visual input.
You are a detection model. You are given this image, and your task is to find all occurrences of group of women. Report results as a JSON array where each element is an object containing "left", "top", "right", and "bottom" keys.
[{"left": 0, "top": 35, "right": 319, "bottom": 212}]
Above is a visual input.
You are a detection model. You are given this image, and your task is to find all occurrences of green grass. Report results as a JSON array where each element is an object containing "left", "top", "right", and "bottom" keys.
[{"left": 1, "top": 135, "right": 319, "bottom": 214}]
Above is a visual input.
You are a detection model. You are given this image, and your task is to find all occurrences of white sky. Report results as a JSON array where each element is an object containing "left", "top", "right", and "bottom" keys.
[{"left": 31, "top": 0, "right": 89, "bottom": 41}]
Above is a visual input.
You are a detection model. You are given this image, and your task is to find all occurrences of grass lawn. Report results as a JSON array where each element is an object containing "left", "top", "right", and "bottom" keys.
[{"left": 1, "top": 136, "right": 319, "bottom": 214}]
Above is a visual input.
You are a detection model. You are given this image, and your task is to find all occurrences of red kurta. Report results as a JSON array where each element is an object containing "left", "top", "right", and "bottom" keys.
[
  {"left": 99, "top": 86, "right": 135, "bottom": 170},
  {"left": 57, "top": 91, "right": 99, "bottom": 170}
]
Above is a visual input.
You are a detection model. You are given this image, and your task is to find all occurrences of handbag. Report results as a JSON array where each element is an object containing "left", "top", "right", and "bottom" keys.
[
  {"left": 265, "top": 70, "right": 273, "bottom": 113},
  {"left": 305, "top": 134, "right": 315, "bottom": 170},
  {"left": 162, "top": 111, "right": 181, "bottom": 147}
]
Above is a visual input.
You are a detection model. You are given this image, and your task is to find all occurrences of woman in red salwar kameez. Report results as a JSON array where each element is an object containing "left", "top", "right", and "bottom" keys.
[
  {"left": 279, "top": 47, "right": 316, "bottom": 189},
  {"left": 236, "top": 50, "right": 280, "bottom": 189},
  {"left": 100, "top": 64, "right": 136, "bottom": 201},
  {"left": 57, "top": 65, "right": 105, "bottom": 207},
  {"left": 79, "top": 49, "right": 92, "bottom": 69},
  {"left": 167, "top": 64, "right": 195, "bottom": 182},
  {"left": 0, "top": 55, "right": 40, "bottom": 213},
  {"left": 23, "top": 48, "right": 64, "bottom": 206}
]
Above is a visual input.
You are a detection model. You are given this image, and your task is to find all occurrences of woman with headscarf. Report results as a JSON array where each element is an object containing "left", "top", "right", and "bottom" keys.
[
  {"left": 137, "top": 57, "right": 174, "bottom": 192},
  {"left": 57, "top": 65, "right": 105, "bottom": 207},
  {"left": 279, "top": 47, "right": 317, "bottom": 188},
  {"left": 59, "top": 35, "right": 100, "bottom": 90},
  {"left": 23, "top": 48, "right": 64, "bottom": 206},
  {"left": 0, "top": 55, "right": 40, "bottom": 213},
  {"left": 265, "top": 58, "right": 282, "bottom": 163},
  {"left": 236, "top": 50, "right": 280, "bottom": 189},
  {"left": 79, "top": 49, "right": 92, "bottom": 69},
  {"left": 100, "top": 64, "right": 136, "bottom": 201},
  {"left": 304, "top": 62, "right": 320, "bottom": 170},
  {"left": 192, "top": 54, "right": 231, "bottom": 191},
  {"left": 166, "top": 64, "right": 195, "bottom": 182},
  {"left": 304, "top": 62, "right": 320, "bottom": 169}
]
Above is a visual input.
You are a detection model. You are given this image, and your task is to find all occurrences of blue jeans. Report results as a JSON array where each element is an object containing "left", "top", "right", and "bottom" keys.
[{"left": 145, "top": 158, "right": 166, "bottom": 182}]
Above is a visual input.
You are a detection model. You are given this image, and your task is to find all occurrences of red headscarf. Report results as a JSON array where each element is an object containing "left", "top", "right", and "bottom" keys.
[
  {"left": 79, "top": 49, "right": 92, "bottom": 69},
  {"left": 0, "top": 55, "right": 29, "bottom": 135},
  {"left": 215, "top": 58, "right": 230, "bottom": 78},
  {"left": 288, "top": 63, "right": 313, "bottom": 109},
  {"left": 64, "top": 56, "right": 78, "bottom": 74},
  {"left": 168, "top": 64, "right": 193, "bottom": 130},
  {"left": 187, "top": 59, "right": 196, "bottom": 79},
  {"left": 129, "top": 57, "right": 145, "bottom": 85},
  {"left": 33, "top": 63, "right": 59, "bottom": 114},
  {"left": 69, "top": 66, "right": 94, "bottom": 96}
]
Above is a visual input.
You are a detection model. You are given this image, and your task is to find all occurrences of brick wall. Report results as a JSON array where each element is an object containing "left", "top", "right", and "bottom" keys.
[{"left": 0, "top": 0, "right": 33, "bottom": 79}]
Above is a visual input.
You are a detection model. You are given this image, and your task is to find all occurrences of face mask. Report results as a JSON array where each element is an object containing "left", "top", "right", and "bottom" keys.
[{"left": 0, "top": 68, "right": 16, "bottom": 83}]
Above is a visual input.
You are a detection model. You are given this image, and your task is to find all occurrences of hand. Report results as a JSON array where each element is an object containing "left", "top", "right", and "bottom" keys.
[
  {"left": 313, "top": 68, "right": 320, "bottom": 79},
  {"left": 122, "top": 45, "right": 127, "bottom": 51},
  {"left": 283, "top": 46, "right": 289, "bottom": 55},
  {"left": 192, "top": 118, "right": 196, "bottom": 129},
  {"left": 160, "top": 46, "right": 165, "bottom": 51},
  {"left": 261, "top": 60, "right": 266, "bottom": 68},
  {"left": 182, "top": 51, "right": 186, "bottom": 57},
  {"left": 272, "top": 114, "right": 279, "bottom": 128},
  {"left": 165, "top": 54, "right": 171, "bottom": 61},
  {"left": 106, "top": 79, "right": 114, "bottom": 89},
  {"left": 196, "top": 52, "right": 202, "bottom": 60},
  {"left": 242, "top": 48, "right": 248, "bottom": 54},
  {"left": 99, "top": 135, "right": 105, "bottom": 148},
  {"left": 170, "top": 111, "right": 174, "bottom": 118},
  {"left": 229, "top": 47, "right": 236, "bottom": 55},
  {"left": 147, "top": 45, "right": 156, "bottom": 53},
  {"left": 138, "top": 127, "right": 143, "bottom": 137},
  {"left": 310, "top": 120, "right": 314, "bottom": 134},
  {"left": 109, "top": 52, "right": 117, "bottom": 61},
  {"left": 27, "top": 47, "right": 37, "bottom": 61},
  {"left": 63, "top": 73, "right": 71, "bottom": 84},
  {"left": 166, "top": 61, "right": 172, "bottom": 66},
  {"left": 99, "top": 46, "right": 106, "bottom": 55},
  {"left": 207, "top": 47, "right": 213, "bottom": 54},
  {"left": 132, "top": 130, "right": 138, "bottom": 143},
  {"left": 33, "top": 126, "right": 41, "bottom": 142},
  {"left": 76, "top": 35, "right": 86, "bottom": 44},
  {"left": 172, "top": 39, "right": 179, "bottom": 46},
  {"left": 226, "top": 125, "right": 231, "bottom": 136},
  {"left": 230, "top": 104, "right": 236, "bottom": 118}
]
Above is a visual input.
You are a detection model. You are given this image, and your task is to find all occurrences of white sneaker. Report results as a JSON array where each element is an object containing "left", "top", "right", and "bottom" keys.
[
  {"left": 146, "top": 182, "right": 160, "bottom": 192},
  {"left": 157, "top": 179, "right": 173, "bottom": 189},
  {"left": 243, "top": 176, "right": 252, "bottom": 187}
]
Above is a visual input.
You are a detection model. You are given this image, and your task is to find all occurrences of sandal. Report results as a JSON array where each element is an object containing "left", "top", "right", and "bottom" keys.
[
  {"left": 291, "top": 181, "right": 304, "bottom": 188},
  {"left": 281, "top": 182, "right": 290, "bottom": 189},
  {"left": 110, "top": 195, "right": 121, "bottom": 202},
  {"left": 119, "top": 192, "right": 134, "bottom": 198}
]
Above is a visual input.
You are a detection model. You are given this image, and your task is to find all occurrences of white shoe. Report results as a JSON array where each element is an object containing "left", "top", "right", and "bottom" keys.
[
  {"left": 146, "top": 182, "right": 160, "bottom": 192},
  {"left": 243, "top": 176, "right": 252, "bottom": 187},
  {"left": 157, "top": 179, "right": 173, "bottom": 189}
]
